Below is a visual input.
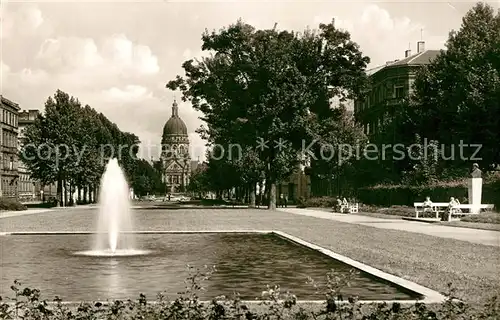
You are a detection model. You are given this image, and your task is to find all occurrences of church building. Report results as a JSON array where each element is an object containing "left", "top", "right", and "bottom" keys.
[{"left": 161, "top": 100, "right": 191, "bottom": 193}]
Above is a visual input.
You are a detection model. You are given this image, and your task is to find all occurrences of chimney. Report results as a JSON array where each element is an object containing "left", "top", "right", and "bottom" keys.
[
  {"left": 405, "top": 49, "right": 412, "bottom": 57},
  {"left": 417, "top": 41, "right": 425, "bottom": 53}
]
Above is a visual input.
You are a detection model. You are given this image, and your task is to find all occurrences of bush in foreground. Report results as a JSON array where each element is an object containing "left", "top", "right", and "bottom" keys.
[
  {"left": 0, "top": 197, "right": 27, "bottom": 211},
  {"left": 1, "top": 266, "right": 499, "bottom": 319}
]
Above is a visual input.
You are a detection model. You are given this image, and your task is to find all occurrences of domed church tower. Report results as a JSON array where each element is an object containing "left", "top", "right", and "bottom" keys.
[{"left": 161, "top": 99, "right": 191, "bottom": 193}]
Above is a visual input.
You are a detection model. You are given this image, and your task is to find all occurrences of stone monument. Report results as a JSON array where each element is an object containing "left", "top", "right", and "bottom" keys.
[{"left": 468, "top": 163, "right": 482, "bottom": 214}]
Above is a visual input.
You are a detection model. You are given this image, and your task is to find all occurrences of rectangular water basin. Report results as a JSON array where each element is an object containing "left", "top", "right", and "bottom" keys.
[{"left": 0, "top": 232, "right": 424, "bottom": 302}]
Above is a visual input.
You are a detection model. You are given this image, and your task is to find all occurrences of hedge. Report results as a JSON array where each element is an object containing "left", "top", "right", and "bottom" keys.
[
  {"left": 0, "top": 197, "right": 27, "bottom": 211},
  {"left": 357, "top": 180, "right": 500, "bottom": 208}
]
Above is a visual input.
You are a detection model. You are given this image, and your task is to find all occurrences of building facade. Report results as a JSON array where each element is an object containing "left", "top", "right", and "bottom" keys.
[
  {"left": 0, "top": 96, "right": 20, "bottom": 199},
  {"left": 276, "top": 169, "right": 311, "bottom": 202},
  {"left": 354, "top": 41, "right": 441, "bottom": 136},
  {"left": 17, "top": 110, "right": 42, "bottom": 202},
  {"left": 160, "top": 100, "right": 191, "bottom": 193}
]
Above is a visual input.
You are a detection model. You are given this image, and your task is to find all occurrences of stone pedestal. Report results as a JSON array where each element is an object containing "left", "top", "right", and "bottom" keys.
[{"left": 467, "top": 178, "right": 482, "bottom": 214}]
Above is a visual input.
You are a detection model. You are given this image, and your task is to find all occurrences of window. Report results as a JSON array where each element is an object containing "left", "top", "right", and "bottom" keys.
[
  {"left": 9, "top": 157, "right": 13, "bottom": 170},
  {"left": 394, "top": 86, "right": 405, "bottom": 98}
]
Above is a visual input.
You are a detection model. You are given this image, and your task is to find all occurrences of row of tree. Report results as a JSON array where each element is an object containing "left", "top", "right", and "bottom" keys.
[
  {"left": 180, "top": 3, "right": 500, "bottom": 203},
  {"left": 21, "top": 90, "right": 164, "bottom": 205}
]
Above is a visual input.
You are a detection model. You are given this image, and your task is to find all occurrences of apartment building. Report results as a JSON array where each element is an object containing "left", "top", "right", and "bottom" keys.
[
  {"left": 0, "top": 95, "right": 20, "bottom": 199},
  {"left": 18, "top": 110, "right": 42, "bottom": 202},
  {"left": 354, "top": 41, "right": 441, "bottom": 136}
]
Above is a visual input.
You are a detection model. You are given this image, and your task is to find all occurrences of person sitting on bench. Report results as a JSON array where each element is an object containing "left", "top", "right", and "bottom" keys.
[
  {"left": 334, "top": 198, "right": 342, "bottom": 212},
  {"left": 423, "top": 196, "right": 434, "bottom": 214},
  {"left": 448, "top": 197, "right": 462, "bottom": 214},
  {"left": 341, "top": 198, "right": 349, "bottom": 213}
]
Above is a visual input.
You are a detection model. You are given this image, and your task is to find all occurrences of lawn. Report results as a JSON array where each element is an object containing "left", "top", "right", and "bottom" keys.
[{"left": 1, "top": 207, "right": 499, "bottom": 305}]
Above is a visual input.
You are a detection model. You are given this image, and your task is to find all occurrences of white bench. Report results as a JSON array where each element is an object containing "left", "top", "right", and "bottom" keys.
[
  {"left": 442, "top": 204, "right": 494, "bottom": 221},
  {"left": 334, "top": 203, "right": 358, "bottom": 214},
  {"left": 414, "top": 202, "right": 449, "bottom": 218},
  {"left": 415, "top": 202, "right": 494, "bottom": 220},
  {"left": 349, "top": 203, "right": 359, "bottom": 214},
  {"left": 449, "top": 204, "right": 494, "bottom": 219}
]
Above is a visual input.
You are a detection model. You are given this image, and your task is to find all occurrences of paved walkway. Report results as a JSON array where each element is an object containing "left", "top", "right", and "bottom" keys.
[
  {"left": 0, "top": 205, "right": 96, "bottom": 219},
  {"left": 277, "top": 208, "right": 500, "bottom": 247}
]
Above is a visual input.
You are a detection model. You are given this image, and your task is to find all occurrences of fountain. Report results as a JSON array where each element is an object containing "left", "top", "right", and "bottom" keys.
[{"left": 75, "top": 158, "right": 149, "bottom": 257}]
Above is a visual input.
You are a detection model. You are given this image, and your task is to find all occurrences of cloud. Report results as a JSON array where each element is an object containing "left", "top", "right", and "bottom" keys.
[
  {"left": 1, "top": 61, "right": 10, "bottom": 74},
  {"left": 313, "top": 4, "right": 446, "bottom": 67},
  {"left": 1, "top": 5, "right": 50, "bottom": 38},
  {"left": 102, "top": 85, "right": 153, "bottom": 102},
  {"left": 35, "top": 34, "right": 159, "bottom": 77}
]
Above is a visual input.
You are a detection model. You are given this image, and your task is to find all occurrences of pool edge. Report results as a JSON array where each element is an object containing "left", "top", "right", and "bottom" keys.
[{"left": 271, "top": 230, "right": 446, "bottom": 304}]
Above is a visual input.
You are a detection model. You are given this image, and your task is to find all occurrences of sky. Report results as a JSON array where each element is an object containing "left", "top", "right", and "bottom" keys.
[{"left": 1, "top": 1, "right": 498, "bottom": 161}]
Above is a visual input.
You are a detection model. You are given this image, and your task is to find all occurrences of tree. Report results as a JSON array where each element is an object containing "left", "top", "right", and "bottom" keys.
[
  {"left": 167, "top": 20, "right": 369, "bottom": 209},
  {"left": 187, "top": 164, "right": 209, "bottom": 198},
  {"left": 411, "top": 3, "right": 500, "bottom": 172},
  {"left": 21, "top": 89, "right": 143, "bottom": 205},
  {"left": 308, "top": 106, "right": 367, "bottom": 196},
  {"left": 131, "top": 159, "right": 164, "bottom": 197},
  {"left": 21, "top": 90, "right": 82, "bottom": 205}
]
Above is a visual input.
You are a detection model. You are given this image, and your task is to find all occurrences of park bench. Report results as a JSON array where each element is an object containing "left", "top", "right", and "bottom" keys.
[
  {"left": 349, "top": 203, "right": 359, "bottom": 214},
  {"left": 414, "top": 202, "right": 449, "bottom": 218},
  {"left": 415, "top": 202, "right": 494, "bottom": 220},
  {"left": 441, "top": 204, "right": 494, "bottom": 221},
  {"left": 450, "top": 204, "right": 494, "bottom": 215}
]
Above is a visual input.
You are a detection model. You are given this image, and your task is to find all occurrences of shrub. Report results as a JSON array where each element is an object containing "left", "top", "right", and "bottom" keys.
[
  {"left": 358, "top": 180, "right": 500, "bottom": 209},
  {"left": 302, "top": 196, "right": 337, "bottom": 208},
  {"left": 296, "top": 197, "right": 306, "bottom": 208},
  {"left": 1, "top": 266, "right": 499, "bottom": 319},
  {"left": 0, "top": 197, "right": 27, "bottom": 211}
]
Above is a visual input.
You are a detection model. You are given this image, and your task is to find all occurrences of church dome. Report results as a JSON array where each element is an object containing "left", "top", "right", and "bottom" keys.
[
  {"left": 163, "top": 117, "right": 187, "bottom": 135},
  {"left": 162, "top": 100, "right": 188, "bottom": 136}
]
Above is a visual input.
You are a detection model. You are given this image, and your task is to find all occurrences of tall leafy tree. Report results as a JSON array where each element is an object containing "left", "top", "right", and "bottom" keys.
[
  {"left": 168, "top": 20, "right": 369, "bottom": 209},
  {"left": 21, "top": 90, "right": 81, "bottom": 205},
  {"left": 412, "top": 3, "right": 500, "bottom": 171}
]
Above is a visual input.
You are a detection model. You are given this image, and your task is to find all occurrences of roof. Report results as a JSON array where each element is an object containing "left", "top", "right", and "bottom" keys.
[
  {"left": 162, "top": 100, "right": 188, "bottom": 136},
  {"left": 163, "top": 116, "right": 188, "bottom": 136},
  {"left": 388, "top": 49, "right": 441, "bottom": 67},
  {"left": 365, "top": 65, "right": 385, "bottom": 76},
  {"left": 0, "top": 95, "right": 20, "bottom": 110},
  {"left": 366, "top": 50, "right": 442, "bottom": 77}
]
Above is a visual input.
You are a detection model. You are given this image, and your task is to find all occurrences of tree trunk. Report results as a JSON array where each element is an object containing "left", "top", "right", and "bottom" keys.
[
  {"left": 63, "top": 180, "right": 67, "bottom": 206},
  {"left": 56, "top": 175, "right": 63, "bottom": 207},
  {"left": 258, "top": 181, "right": 263, "bottom": 208},
  {"left": 268, "top": 182, "right": 277, "bottom": 210},
  {"left": 249, "top": 183, "right": 256, "bottom": 208},
  {"left": 89, "top": 186, "right": 93, "bottom": 203},
  {"left": 83, "top": 186, "right": 88, "bottom": 203}
]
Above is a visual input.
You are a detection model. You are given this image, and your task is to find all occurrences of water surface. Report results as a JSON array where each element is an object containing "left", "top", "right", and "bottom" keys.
[{"left": 0, "top": 233, "right": 421, "bottom": 301}]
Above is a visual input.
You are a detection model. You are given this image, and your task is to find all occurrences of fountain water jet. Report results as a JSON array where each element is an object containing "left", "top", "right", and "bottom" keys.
[{"left": 75, "top": 158, "right": 150, "bottom": 257}]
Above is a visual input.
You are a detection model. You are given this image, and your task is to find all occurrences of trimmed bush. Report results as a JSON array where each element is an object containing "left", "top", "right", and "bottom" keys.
[
  {"left": 302, "top": 196, "right": 338, "bottom": 208},
  {"left": 358, "top": 180, "right": 500, "bottom": 209},
  {"left": 0, "top": 197, "right": 27, "bottom": 211}
]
